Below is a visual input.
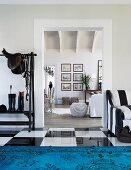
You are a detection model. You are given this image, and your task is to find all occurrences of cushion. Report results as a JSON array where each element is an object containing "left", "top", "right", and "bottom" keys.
[
  {"left": 118, "top": 105, "right": 131, "bottom": 120},
  {"left": 70, "top": 97, "right": 79, "bottom": 104},
  {"left": 62, "top": 97, "right": 70, "bottom": 105},
  {"left": 111, "top": 90, "right": 131, "bottom": 107}
]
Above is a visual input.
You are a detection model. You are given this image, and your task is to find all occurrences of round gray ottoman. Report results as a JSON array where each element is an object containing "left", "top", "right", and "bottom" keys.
[{"left": 70, "top": 103, "right": 88, "bottom": 117}]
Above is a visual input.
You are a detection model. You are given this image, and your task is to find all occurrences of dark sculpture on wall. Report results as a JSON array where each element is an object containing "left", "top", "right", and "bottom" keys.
[{"left": 2, "top": 48, "right": 25, "bottom": 74}]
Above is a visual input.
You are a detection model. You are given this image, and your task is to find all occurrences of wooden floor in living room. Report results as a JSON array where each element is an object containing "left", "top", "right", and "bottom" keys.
[{"left": 44, "top": 104, "right": 102, "bottom": 128}]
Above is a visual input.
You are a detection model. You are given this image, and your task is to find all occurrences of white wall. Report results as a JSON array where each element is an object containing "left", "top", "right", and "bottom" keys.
[
  {"left": 45, "top": 52, "right": 102, "bottom": 103},
  {"left": 0, "top": 4, "right": 131, "bottom": 88},
  {"left": 0, "top": 5, "right": 131, "bottom": 127}
]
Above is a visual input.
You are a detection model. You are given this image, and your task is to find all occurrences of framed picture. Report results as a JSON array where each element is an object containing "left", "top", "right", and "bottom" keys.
[
  {"left": 61, "top": 83, "right": 71, "bottom": 91},
  {"left": 73, "top": 64, "right": 83, "bottom": 72},
  {"left": 73, "top": 83, "right": 83, "bottom": 91},
  {"left": 61, "top": 64, "right": 71, "bottom": 72},
  {"left": 61, "top": 73, "right": 71, "bottom": 81},
  {"left": 73, "top": 73, "right": 83, "bottom": 81}
]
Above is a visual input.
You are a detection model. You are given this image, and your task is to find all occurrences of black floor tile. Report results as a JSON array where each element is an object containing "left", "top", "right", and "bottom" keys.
[
  {"left": 5, "top": 137, "right": 43, "bottom": 146},
  {"left": 0, "top": 131, "right": 19, "bottom": 137},
  {"left": 22, "top": 128, "right": 48, "bottom": 131},
  {"left": 76, "top": 137, "right": 113, "bottom": 146},
  {"left": 75, "top": 127, "right": 102, "bottom": 131},
  {"left": 103, "top": 131, "right": 116, "bottom": 137},
  {"left": 45, "top": 131, "right": 75, "bottom": 137}
]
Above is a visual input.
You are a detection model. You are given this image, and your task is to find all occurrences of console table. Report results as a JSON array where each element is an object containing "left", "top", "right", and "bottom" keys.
[{"left": 84, "top": 89, "right": 102, "bottom": 103}]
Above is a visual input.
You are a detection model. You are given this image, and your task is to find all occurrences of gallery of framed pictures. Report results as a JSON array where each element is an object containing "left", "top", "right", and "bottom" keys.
[
  {"left": 61, "top": 63, "right": 83, "bottom": 91},
  {"left": 61, "top": 83, "right": 71, "bottom": 91}
]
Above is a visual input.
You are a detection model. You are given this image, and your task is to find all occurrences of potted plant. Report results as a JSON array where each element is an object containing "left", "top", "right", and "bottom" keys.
[{"left": 81, "top": 74, "right": 91, "bottom": 90}]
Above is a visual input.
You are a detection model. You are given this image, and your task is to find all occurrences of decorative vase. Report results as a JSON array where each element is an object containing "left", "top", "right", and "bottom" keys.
[
  {"left": 17, "top": 91, "right": 24, "bottom": 111},
  {"left": 8, "top": 94, "right": 16, "bottom": 111},
  {"left": 86, "top": 85, "right": 89, "bottom": 90}
]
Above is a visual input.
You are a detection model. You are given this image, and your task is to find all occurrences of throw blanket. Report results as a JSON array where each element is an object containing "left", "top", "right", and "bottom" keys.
[{"left": 118, "top": 105, "right": 131, "bottom": 120}]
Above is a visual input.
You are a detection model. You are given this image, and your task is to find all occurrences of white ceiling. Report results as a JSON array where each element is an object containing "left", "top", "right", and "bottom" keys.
[
  {"left": 0, "top": 0, "right": 131, "bottom": 5},
  {"left": 44, "top": 31, "right": 102, "bottom": 53}
]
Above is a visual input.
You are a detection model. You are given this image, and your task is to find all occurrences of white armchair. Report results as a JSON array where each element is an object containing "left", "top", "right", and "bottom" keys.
[{"left": 88, "top": 93, "right": 102, "bottom": 117}]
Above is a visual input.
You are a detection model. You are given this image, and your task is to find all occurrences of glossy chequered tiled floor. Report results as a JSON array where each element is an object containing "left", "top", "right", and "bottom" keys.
[{"left": 0, "top": 127, "right": 131, "bottom": 146}]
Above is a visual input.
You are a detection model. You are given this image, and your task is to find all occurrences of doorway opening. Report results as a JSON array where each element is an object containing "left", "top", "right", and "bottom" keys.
[
  {"left": 34, "top": 19, "right": 112, "bottom": 128},
  {"left": 43, "top": 29, "right": 103, "bottom": 128}
]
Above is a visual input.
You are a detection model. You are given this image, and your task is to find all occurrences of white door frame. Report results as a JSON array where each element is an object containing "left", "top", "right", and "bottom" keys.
[{"left": 34, "top": 19, "right": 112, "bottom": 128}]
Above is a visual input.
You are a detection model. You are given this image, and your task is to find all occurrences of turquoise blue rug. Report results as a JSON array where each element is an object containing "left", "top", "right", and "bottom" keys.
[{"left": 0, "top": 146, "right": 131, "bottom": 170}]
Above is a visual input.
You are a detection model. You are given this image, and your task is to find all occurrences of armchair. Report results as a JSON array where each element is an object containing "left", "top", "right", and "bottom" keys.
[
  {"left": 106, "top": 90, "right": 131, "bottom": 135},
  {"left": 88, "top": 93, "right": 102, "bottom": 117}
]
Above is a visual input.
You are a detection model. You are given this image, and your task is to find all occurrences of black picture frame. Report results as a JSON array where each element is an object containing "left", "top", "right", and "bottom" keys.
[
  {"left": 61, "top": 73, "right": 71, "bottom": 81},
  {"left": 73, "top": 83, "right": 83, "bottom": 91},
  {"left": 73, "top": 73, "right": 83, "bottom": 81},
  {"left": 61, "top": 83, "right": 71, "bottom": 91},
  {"left": 61, "top": 64, "right": 71, "bottom": 72},
  {"left": 73, "top": 64, "right": 83, "bottom": 72}
]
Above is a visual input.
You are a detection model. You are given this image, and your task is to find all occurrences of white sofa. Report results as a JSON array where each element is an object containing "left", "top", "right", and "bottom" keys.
[
  {"left": 106, "top": 90, "right": 131, "bottom": 135},
  {"left": 88, "top": 93, "right": 102, "bottom": 117}
]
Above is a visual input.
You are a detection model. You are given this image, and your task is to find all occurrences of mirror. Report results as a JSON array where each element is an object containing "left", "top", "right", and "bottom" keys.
[{"left": 98, "top": 60, "right": 102, "bottom": 90}]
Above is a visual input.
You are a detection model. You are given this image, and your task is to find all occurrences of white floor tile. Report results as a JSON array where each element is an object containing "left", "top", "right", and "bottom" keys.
[
  {"left": 108, "top": 137, "right": 131, "bottom": 146},
  {"left": 75, "top": 131, "right": 106, "bottom": 138},
  {"left": 0, "top": 137, "right": 12, "bottom": 146},
  {"left": 49, "top": 128, "right": 75, "bottom": 131},
  {"left": 15, "top": 131, "right": 47, "bottom": 138},
  {"left": 41, "top": 137, "right": 76, "bottom": 146},
  {"left": 100, "top": 127, "right": 108, "bottom": 131}
]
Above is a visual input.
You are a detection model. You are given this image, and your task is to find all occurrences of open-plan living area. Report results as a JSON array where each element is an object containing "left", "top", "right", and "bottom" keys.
[{"left": 0, "top": 0, "right": 131, "bottom": 169}]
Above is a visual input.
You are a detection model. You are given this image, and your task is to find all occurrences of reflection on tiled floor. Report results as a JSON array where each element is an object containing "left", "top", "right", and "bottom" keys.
[
  {"left": 76, "top": 137, "right": 113, "bottom": 146},
  {"left": 41, "top": 137, "right": 76, "bottom": 146},
  {"left": 5, "top": 137, "right": 43, "bottom": 146},
  {"left": 45, "top": 131, "right": 75, "bottom": 137},
  {"left": 75, "top": 127, "right": 101, "bottom": 131},
  {"left": 75, "top": 131, "right": 106, "bottom": 138},
  {"left": 0, "top": 127, "right": 130, "bottom": 146}
]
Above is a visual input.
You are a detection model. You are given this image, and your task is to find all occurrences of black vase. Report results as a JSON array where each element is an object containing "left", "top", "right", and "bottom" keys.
[
  {"left": 17, "top": 91, "right": 24, "bottom": 111},
  {"left": 8, "top": 94, "right": 16, "bottom": 111},
  {"left": 86, "top": 85, "right": 89, "bottom": 90}
]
